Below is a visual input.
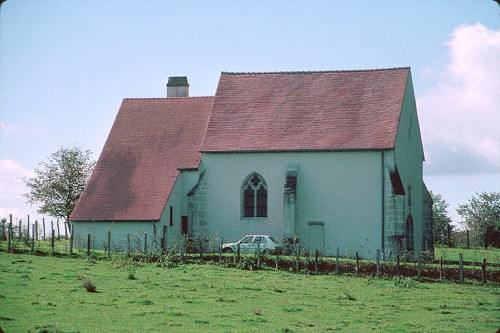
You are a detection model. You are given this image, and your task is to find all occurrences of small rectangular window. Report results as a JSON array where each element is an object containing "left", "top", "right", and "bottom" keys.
[{"left": 169, "top": 206, "right": 173, "bottom": 226}]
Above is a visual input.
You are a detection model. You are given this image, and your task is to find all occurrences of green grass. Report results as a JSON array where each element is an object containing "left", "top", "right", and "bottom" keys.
[
  {"left": 0, "top": 251, "right": 499, "bottom": 332},
  {"left": 434, "top": 245, "right": 500, "bottom": 265}
]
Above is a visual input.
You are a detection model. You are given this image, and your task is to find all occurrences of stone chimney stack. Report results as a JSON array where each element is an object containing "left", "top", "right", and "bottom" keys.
[{"left": 167, "top": 76, "right": 189, "bottom": 97}]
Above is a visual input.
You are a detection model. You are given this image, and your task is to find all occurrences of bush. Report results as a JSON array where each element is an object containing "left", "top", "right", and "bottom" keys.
[
  {"left": 392, "top": 276, "right": 419, "bottom": 289},
  {"left": 80, "top": 276, "right": 96, "bottom": 293},
  {"left": 127, "top": 263, "right": 137, "bottom": 280}
]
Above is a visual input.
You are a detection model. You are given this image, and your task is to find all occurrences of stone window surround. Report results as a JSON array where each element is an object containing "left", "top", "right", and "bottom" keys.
[{"left": 241, "top": 172, "right": 268, "bottom": 220}]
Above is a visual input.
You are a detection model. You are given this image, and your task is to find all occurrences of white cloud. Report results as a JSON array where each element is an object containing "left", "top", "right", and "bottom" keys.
[
  {"left": 418, "top": 23, "right": 500, "bottom": 175},
  {"left": 0, "top": 117, "right": 47, "bottom": 138},
  {"left": 0, "top": 159, "right": 36, "bottom": 220}
]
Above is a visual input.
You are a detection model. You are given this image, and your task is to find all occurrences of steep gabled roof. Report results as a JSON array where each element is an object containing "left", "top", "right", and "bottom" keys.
[
  {"left": 70, "top": 97, "right": 213, "bottom": 221},
  {"left": 201, "top": 68, "right": 409, "bottom": 152}
]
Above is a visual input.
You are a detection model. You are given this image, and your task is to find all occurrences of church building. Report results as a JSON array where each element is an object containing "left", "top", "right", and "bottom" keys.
[{"left": 70, "top": 68, "right": 433, "bottom": 259}]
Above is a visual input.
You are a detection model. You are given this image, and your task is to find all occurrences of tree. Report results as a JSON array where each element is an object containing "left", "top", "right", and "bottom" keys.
[
  {"left": 429, "top": 191, "right": 453, "bottom": 245},
  {"left": 24, "top": 146, "right": 95, "bottom": 234},
  {"left": 457, "top": 191, "right": 500, "bottom": 247}
]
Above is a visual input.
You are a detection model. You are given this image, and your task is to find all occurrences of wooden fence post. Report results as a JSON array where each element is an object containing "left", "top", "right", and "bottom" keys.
[
  {"left": 218, "top": 238, "right": 223, "bottom": 262},
  {"left": 87, "top": 234, "right": 91, "bottom": 257},
  {"left": 458, "top": 253, "right": 463, "bottom": 283},
  {"left": 144, "top": 232, "right": 148, "bottom": 254},
  {"left": 315, "top": 249, "right": 319, "bottom": 273},
  {"left": 27, "top": 215, "right": 30, "bottom": 241},
  {"left": 447, "top": 224, "right": 451, "bottom": 247},
  {"left": 355, "top": 252, "right": 359, "bottom": 275},
  {"left": 31, "top": 224, "right": 35, "bottom": 253},
  {"left": 336, "top": 247, "right": 340, "bottom": 275},
  {"left": 69, "top": 224, "right": 74, "bottom": 255},
  {"left": 1, "top": 219, "right": 5, "bottom": 241},
  {"left": 417, "top": 253, "right": 421, "bottom": 278},
  {"left": 35, "top": 221, "right": 38, "bottom": 240},
  {"left": 257, "top": 242, "right": 261, "bottom": 269},
  {"left": 396, "top": 254, "right": 400, "bottom": 277},
  {"left": 51, "top": 221, "right": 54, "bottom": 240},
  {"left": 236, "top": 243, "right": 240, "bottom": 262},
  {"left": 439, "top": 257, "right": 443, "bottom": 280},
  {"left": 18, "top": 219, "right": 22, "bottom": 240},
  {"left": 482, "top": 258, "right": 487, "bottom": 283},
  {"left": 127, "top": 234, "right": 131, "bottom": 258},
  {"left": 43, "top": 218, "right": 46, "bottom": 240},
  {"left": 107, "top": 231, "right": 111, "bottom": 258},
  {"left": 376, "top": 249, "right": 380, "bottom": 278},
  {"left": 57, "top": 220, "right": 60, "bottom": 240},
  {"left": 162, "top": 226, "right": 167, "bottom": 253},
  {"left": 295, "top": 243, "right": 300, "bottom": 273},
  {"left": 199, "top": 238, "right": 203, "bottom": 260},
  {"left": 51, "top": 230, "right": 55, "bottom": 255},
  {"left": 64, "top": 222, "right": 68, "bottom": 240},
  {"left": 8, "top": 214, "right": 12, "bottom": 251}
]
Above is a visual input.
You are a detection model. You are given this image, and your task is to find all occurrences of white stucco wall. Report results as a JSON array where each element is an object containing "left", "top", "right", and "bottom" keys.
[
  {"left": 198, "top": 151, "right": 384, "bottom": 258},
  {"left": 72, "top": 220, "right": 159, "bottom": 252},
  {"left": 72, "top": 170, "right": 200, "bottom": 252}
]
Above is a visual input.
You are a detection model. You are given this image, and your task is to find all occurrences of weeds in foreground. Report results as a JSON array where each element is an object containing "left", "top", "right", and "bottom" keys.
[
  {"left": 392, "top": 276, "right": 419, "bottom": 289},
  {"left": 79, "top": 275, "right": 96, "bottom": 293}
]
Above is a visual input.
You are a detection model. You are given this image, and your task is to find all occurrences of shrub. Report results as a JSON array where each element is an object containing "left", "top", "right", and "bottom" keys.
[
  {"left": 392, "top": 276, "right": 419, "bottom": 289},
  {"left": 127, "top": 263, "right": 137, "bottom": 280},
  {"left": 80, "top": 276, "right": 96, "bottom": 293},
  {"left": 340, "top": 290, "right": 356, "bottom": 301}
]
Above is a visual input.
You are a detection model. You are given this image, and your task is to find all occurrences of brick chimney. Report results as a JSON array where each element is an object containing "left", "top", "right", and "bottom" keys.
[{"left": 167, "top": 76, "right": 189, "bottom": 97}]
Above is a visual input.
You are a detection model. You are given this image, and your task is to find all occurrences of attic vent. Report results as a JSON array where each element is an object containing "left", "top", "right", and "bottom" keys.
[{"left": 167, "top": 76, "right": 189, "bottom": 97}]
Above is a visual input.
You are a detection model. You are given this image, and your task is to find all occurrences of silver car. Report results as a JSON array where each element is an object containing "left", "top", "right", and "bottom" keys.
[{"left": 222, "top": 235, "right": 281, "bottom": 254}]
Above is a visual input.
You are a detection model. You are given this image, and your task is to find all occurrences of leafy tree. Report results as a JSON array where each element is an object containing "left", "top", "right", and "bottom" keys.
[
  {"left": 429, "top": 191, "right": 453, "bottom": 245},
  {"left": 23, "top": 146, "right": 95, "bottom": 234},
  {"left": 457, "top": 191, "right": 500, "bottom": 247}
]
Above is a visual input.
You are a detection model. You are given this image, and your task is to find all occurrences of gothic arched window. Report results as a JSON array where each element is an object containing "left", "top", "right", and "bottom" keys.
[{"left": 242, "top": 173, "right": 267, "bottom": 218}]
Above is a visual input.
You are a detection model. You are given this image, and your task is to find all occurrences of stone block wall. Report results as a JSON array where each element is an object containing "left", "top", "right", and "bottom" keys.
[
  {"left": 188, "top": 171, "right": 208, "bottom": 235},
  {"left": 384, "top": 167, "right": 405, "bottom": 255},
  {"left": 422, "top": 182, "right": 433, "bottom": 251}
]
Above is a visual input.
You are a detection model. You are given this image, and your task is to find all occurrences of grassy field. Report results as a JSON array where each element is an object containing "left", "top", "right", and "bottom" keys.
[
  {"left": 434, "top": 245, "right": 500, "bottom": 265},
  {"left": 0, "top": 251, "right": 499, "bottom": 333}
]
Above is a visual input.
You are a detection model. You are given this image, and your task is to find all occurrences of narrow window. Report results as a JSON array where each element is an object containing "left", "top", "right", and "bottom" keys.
[
  {"left": 408, "top": 186, "right": 412, "bottom": 207},
  {"left": 169, "top": 206, "right": 173, "bottom": 226},
  {"left": 242, "top": 173, "right": 268, "bottom": 218}
]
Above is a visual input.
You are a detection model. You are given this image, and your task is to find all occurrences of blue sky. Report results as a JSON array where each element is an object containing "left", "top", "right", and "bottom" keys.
[{"left": 1, "top": 0, "right": 499, "bottom": 226}]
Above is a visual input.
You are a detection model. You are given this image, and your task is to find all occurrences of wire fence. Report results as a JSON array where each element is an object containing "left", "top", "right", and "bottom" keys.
[{"left": 1, "top": 219, "right": 498, "bottom": 284}]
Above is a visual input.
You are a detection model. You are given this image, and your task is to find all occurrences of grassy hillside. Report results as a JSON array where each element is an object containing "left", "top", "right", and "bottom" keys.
[{"left": 0, "top": 251, "right": 498, "bottom": 333}]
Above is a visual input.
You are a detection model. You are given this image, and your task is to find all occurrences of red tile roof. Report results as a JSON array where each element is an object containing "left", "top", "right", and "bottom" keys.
[
  {"left": 70, "top": 97, "right": 213, "bottom": 221},
  {"left": 72, "top": 68, "right": 411, "bottom": 222},
  {"left": 201, "top": 68, "right": 409, "bottom": 152}
]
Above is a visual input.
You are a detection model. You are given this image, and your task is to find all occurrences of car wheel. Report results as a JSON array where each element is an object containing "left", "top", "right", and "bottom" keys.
[{"left": 222, "top": 248, "right": 234, "bottom": 254}]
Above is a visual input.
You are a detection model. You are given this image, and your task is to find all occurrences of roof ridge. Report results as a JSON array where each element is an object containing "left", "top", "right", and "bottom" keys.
[
  {"left": 221, "top": 67, "right": 410, "bottom": 75},
  {"left": 123, "top": 96, "right": 214, "bottom": 101}
]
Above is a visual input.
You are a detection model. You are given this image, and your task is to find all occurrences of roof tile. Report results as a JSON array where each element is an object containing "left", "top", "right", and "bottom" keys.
[
  {"left": 201, "top": 68, "right": 409, "bottom": 152},
  {"left": 70, "top": 97, "right": 213, "bottom": 221}
]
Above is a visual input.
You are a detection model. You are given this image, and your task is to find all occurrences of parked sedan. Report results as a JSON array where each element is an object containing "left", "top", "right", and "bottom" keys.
[{"left": 222, "top": 235, "right": 281, "bottom": 254}]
